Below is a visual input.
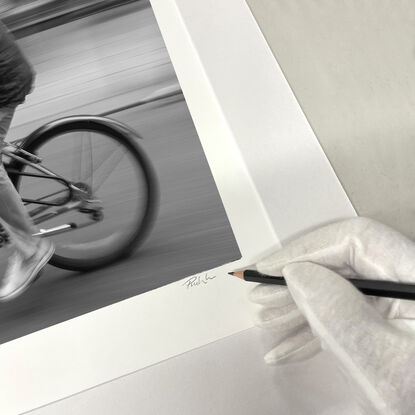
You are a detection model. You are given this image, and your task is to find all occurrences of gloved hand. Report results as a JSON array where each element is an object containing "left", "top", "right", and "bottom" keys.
[{"left": 249, "top": 217, "right": 415, "bottom": 414}]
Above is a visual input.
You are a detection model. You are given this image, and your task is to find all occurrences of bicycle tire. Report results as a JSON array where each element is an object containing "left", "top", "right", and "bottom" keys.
[{"left": 11, "top": 116, "right": 159, "bottom": 271}]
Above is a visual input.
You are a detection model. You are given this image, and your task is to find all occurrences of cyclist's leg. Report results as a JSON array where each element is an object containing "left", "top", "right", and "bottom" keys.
[{"left": 0, "top": 104, "right": 38, "bottom": 258}]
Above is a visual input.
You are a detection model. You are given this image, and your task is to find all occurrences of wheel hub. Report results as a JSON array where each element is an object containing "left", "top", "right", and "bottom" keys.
[
  {"left": 72, "top": 182, "right": 92, "bottom": 199},
  {"left": 72, "top": 182, "right": 103, "bottom": 221}
]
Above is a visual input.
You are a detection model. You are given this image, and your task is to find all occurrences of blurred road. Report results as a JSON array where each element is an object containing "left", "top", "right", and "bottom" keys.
[
  {"left": 0, "top": 1, "right": 240, "bottom": 344},
  {"left": 2, "top": 0, "right": 138, "bottom": 38}
]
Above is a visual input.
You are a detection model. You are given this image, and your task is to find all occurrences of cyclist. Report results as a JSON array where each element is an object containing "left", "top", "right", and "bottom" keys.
[{"left": 0, "top": 21, "right": 54, "bottom": 301}]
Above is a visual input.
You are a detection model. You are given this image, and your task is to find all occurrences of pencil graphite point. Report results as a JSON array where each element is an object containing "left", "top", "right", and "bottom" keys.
[{"left": 228, "top": 272, "right": 235, "bottom": 276}]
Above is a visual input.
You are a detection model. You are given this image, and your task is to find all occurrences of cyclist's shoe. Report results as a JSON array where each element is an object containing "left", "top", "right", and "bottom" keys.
[{"left": 0, "top": 238, "right": 54, "bottom": 302}]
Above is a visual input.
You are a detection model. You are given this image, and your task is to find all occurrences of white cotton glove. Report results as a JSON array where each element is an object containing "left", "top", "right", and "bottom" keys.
[
  {"left": 283, "top": 262, "right": 415, "bottom": 415},
  {"left": 248, "top": 217, "right": 415, "bottom": 414},
  {"left": 249, "top": 217, "right": 415, "bottom": 365}
]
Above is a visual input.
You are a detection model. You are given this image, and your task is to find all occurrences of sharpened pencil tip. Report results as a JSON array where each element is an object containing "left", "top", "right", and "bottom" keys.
[{"left": 229, "top": 271, "right": 244, "bottom": 279}]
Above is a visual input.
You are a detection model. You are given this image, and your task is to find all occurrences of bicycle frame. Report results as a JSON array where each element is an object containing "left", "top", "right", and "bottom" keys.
[{"left": 2, "top": 140, "right": 100, "bottom": 236}]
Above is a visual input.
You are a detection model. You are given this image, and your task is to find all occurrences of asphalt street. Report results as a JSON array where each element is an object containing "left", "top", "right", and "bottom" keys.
[{"left": 0, "top": 1, "right": 240, "bottom": 344}]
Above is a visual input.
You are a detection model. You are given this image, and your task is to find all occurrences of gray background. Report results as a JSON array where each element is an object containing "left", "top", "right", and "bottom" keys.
[{"left": 247, "top": 0, "right": 415, "bottom": 238}]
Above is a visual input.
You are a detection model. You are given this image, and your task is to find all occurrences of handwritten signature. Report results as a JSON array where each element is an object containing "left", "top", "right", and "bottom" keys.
[{"left": 182, "top": 273, "right": 216, "bottom": 289}]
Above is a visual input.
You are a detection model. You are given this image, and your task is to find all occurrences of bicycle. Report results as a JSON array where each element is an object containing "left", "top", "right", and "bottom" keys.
[{"left": 1, "top": 114, "right": 159, "bottom": 271}]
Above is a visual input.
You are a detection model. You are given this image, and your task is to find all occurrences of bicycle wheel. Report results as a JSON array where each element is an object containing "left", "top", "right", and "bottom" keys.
[{"left": 12, "top": 116, "right": 159, "bottom": 271}]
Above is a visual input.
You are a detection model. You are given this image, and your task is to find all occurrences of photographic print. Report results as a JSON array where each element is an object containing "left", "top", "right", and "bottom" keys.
[{"left": 0, "top": 0, "right": 241, "bottom": 344}]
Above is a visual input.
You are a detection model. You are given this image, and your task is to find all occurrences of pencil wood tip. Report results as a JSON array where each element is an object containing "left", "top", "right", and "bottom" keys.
[{"left": 229, "top": 271, "right": 244, "bottom": 279}]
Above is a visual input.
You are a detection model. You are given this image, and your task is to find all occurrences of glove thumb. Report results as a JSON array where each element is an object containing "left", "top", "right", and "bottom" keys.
[{"left": 282, "top": 262, "right": 415, "bottom": 415}]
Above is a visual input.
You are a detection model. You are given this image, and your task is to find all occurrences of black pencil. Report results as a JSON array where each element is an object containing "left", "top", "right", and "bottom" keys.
[{"left": 229, "top": 269, "right": 415, "bottom": 301}]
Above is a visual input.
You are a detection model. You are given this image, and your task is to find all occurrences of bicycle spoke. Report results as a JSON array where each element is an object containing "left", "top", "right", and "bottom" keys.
[
  {"left": 72, "top": 137, "right": 82, "bottom": 182},
  {"left": 85, "top": 131, "right": 93, "bottom": 189},
  {"left": 77, "top": 138, "right": 121, "bottom": 186},
  {"left": 91, "top": 145, "right": 126, "bottom": 193},
  {"left": 71, "top": 137, "right": 125, "bottom": 193},
  {"left": 79, "top": 131, "right": 94, "bottom": 188}
]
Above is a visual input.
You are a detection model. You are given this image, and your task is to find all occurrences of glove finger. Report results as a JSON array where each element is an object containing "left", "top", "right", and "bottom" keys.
[
  {"left": 282, "top": 261, "right": 390, "bottom": 330},
  {"left": 255, "top": 218, "right": 359, "bottom": 276},
  {"left": 249, "top": 283, "right": 294, "bottom": 307},
  {"left": 392, "top": 298, "right": 415, "bottom": 320},
  {"left": 283, "top": 261, "right": 415, "bottom": 415},
  {"left": 254, "top": 302, "right": 308, "bottom": 331},
  {"left": 256, "top": 217, "right": 415, "bottom": 283},
  {"left": 367, "top": 296, "right": 399, "bottom": 319},
  {"left": 264, "top": 327, "right": 321, "bottom": 365}
]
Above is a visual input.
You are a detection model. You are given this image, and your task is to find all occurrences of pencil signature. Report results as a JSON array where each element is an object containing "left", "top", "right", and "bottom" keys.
[{"left": 182, "top": 273, "right": 216, "bottom": 289}]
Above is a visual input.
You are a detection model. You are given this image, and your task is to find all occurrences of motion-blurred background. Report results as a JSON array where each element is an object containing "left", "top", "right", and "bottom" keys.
[
  {"left": 0, "top": 0, "right": 136, "bottom": 38},
  {"left": 0, "top": 0, "right": 240, "bottom": 344}
]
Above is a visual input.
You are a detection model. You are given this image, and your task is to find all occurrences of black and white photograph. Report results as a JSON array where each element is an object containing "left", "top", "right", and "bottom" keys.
[{"left": 0, "top": 0, "right": 241, "bottom": 344}]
